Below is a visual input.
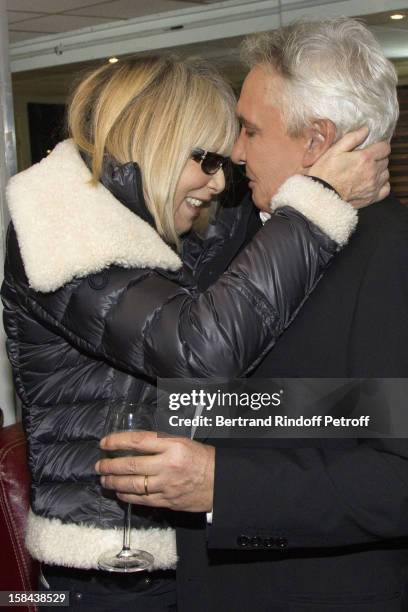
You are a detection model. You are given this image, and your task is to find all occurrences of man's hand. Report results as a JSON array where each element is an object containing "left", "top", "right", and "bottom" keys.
[
  {"left": 309, "top": 126, "right": 391, "bottom": 208},
  {"left": 95, "top": 431, "right": 215, "bottom": 512}
]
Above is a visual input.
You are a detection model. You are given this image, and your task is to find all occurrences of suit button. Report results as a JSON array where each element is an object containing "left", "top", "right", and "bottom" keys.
[
  {"left": 263, "top": 537, "right": 275, "bottom": 548},
  {"left": 237, "top": 535, "right": 250, "bottom": 547},
  {"left": 276, "top": 537, "right": 288, "bottom": 549},
  {"left": 250, "top": 537, "right": 263, "bottom": 548}
]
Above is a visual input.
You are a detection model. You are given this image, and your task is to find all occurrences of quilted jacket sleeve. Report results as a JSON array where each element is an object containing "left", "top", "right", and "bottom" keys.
[{"left": 8, "top": 176, "right": 357, "bottom": 379}]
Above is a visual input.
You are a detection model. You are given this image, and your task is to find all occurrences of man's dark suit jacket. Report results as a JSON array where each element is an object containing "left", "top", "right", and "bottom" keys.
[{"left": 176, "top": 194, "right": 408, "bottom": 612}]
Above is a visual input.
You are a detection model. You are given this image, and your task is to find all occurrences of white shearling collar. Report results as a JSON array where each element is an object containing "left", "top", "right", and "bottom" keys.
[{"left": 7, "top": 140, "right": 181, "bottom": 292}]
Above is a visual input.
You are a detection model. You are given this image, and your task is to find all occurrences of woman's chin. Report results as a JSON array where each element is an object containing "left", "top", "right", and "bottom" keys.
[
  {"left": 175, "top": 208, "right": 202, "bottom": 235},
  {"left": 175, "top": 220, "right": 193, "bottom": 236}
]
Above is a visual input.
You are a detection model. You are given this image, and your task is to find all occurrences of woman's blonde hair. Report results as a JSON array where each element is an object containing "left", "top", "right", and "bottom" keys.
[{"left": 68, "top": 55, "right": 238, "bottom": 246}]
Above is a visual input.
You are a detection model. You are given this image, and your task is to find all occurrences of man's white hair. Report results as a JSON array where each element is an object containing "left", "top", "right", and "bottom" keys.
[{"left": 241, "top": 18, "right": 399, "bottom": 145}]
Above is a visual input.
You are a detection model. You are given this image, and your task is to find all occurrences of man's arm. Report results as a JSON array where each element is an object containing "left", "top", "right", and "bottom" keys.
[
  {"left": 207, "top": 438, "right": 408, "bottom": 550},
  {"left": 95, "top": 433, "right": 408, "bottom": 549},
  {"left": 96, "top": 225, "right": 408, "bottom": 548},
  {"left": 207, "top": 226, "right": 408, "bottom": 549}
]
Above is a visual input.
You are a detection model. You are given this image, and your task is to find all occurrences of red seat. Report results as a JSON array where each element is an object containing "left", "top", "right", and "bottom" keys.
[{"left": 0, "top": 409, "right": 39, "bottom": 611}]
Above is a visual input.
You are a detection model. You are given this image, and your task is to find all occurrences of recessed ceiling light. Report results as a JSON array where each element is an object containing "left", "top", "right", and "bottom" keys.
[
  {"left": 108, "top": 57, "right": 119, "bottom": 64},
  {"left": 390, "top": 13, "right": 405, "bottom": 20}
]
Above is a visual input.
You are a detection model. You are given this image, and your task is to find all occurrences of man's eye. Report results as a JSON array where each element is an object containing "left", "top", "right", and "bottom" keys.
[{"left": 245, "top": 129, "right": 256, "bottom": 138}]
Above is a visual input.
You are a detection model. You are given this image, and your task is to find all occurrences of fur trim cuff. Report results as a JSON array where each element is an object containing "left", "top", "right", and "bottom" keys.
[
  {"left": 25, "top": 509, "right": 177, "bottom": 570},
  {"left": 270, "top": 175, "right": 358, "bottom": 246}
]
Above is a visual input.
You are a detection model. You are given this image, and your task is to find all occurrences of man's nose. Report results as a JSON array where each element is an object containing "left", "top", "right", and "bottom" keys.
[
  {"left": 208, "top": 167, "right": 226, "bottom": 194},
  {"left": 231, "top": 130, "right": 246, "bottom": 165}
]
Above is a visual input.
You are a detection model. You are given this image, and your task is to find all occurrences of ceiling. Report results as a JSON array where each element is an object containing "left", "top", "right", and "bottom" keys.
[
  {"left": 11, "top": 34, "right": 247, "bottom": 99},
  {"left": 7, "top": 1, "right": 408, "bottom": 48},
  {"left": 8, "top": 1, "right": 408, "bottom": 174},
  {"left": 361, "top": 8, "right": 408, "bottom": 28},
  {"left": 6, "top": 0, "right": 240, "bottom": 43},
  {"left": 10, "top": 3, "right": 408, "bottom": 96}
]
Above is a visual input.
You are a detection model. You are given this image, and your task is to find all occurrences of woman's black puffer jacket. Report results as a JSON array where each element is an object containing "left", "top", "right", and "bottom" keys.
[{"left": 1, "top": 140, "right": 357, "bottom": 570}]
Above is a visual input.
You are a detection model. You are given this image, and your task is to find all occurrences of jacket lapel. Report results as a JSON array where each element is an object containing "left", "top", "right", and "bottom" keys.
[{"left": 7, "top": 140, "right": 181, "bottom": 293}]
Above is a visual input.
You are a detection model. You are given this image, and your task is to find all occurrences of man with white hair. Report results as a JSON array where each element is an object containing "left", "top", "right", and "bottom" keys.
[
  {"left": 193, "top": 18, "right": 408, "bottom": 611},
  {"left": 97, "top": 18, "right": 408, "bottom": 611},
  {"left": 233, "top": 18, "right": 398, "bottom": 205}
]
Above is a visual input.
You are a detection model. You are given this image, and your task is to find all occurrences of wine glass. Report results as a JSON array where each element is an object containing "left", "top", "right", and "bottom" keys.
[{"left": 98, "top": 401, "right": 156, "bottom": 573}]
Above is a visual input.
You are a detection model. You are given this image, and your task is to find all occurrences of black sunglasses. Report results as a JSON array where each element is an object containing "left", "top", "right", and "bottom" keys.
[{"left": 191, "top": 148, "right": 230, "bottom": 175}]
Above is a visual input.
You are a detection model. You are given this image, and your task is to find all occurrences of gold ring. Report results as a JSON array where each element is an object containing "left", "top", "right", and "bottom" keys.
[{"left": 144, "top": 474, "right": 149, "bottom": 496}]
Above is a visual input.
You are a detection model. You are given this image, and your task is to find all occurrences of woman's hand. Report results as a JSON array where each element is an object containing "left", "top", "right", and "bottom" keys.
[{"left": 309, "top": 126, "right": 391, "bottom": 208}]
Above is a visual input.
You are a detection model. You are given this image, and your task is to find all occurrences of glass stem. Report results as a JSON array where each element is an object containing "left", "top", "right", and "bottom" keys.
[{"left": 123, "top": 503, "right": 132, "bottom": 551}]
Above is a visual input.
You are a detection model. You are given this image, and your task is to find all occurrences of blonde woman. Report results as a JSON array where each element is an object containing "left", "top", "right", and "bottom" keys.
[{"left": 2, "top": 55, "right": 385, "bottom": 610}]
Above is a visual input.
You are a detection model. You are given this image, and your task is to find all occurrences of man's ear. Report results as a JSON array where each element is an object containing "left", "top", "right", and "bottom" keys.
[{"left": 302, "top": 119, "right": 337, "bottom": 168}]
